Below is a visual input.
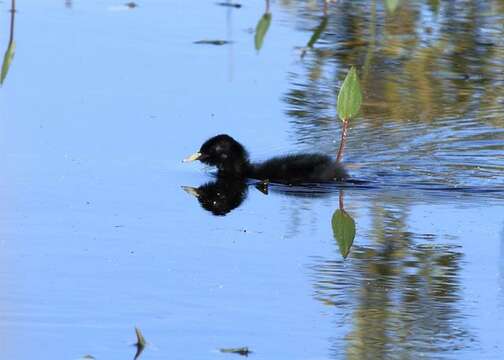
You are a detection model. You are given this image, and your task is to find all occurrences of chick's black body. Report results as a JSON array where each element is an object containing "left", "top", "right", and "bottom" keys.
[{"left": 191, "top": 134, "right": 348, "bottom": 183}]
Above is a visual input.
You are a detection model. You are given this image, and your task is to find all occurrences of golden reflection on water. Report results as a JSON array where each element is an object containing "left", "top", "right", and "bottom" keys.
[
  {"left": 282, "top": 0, "right": 504, "bottom": 121},
  {"left": 312, "top": 199, "right": 467, "bottom": 358},
  {"left": 280, "top": 0, "right": 504, "bottom": 188},
  {"left": 274, "top": 2, "right": 502, "bottom": 348}
]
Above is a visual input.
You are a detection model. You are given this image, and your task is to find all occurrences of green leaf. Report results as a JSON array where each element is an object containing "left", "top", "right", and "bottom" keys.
[
  {"left": 1, "top": 41, "right": 16, "bottom": 86},
  {"left": 135, "top": 327, "right": 147, "bottom": 347},
  {"left": 255, "top": 13, "right": 272, "bottom": 51},
  {"left": 337, "top": 66, "right": 362, "bottom": 122},
  {"left": 306, "top": 16, "right": 328, "bottom": 49},
  {"left": 332, "top": 209, "right": 356, "bottom": 258},
  {"left": 385, "top": 0, "right": 400, "bottom": 14}
]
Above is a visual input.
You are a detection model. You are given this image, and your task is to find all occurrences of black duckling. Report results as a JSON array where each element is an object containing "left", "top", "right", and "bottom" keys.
[{"left": 183, "top": 134, "right": 348, "bottom": 183}]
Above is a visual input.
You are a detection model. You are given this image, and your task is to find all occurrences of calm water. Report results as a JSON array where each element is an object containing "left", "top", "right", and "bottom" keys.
[{"left": 1, "top": 0, "right": 503, "bottom": 359}]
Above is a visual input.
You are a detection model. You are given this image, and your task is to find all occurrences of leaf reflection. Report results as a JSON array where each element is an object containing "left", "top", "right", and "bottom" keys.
[
  {"left": 332, "top": 191, "right": 356, "bottom": 258},
  {"left": 314, "top": 199, "right": 468, "bottom": 358}
]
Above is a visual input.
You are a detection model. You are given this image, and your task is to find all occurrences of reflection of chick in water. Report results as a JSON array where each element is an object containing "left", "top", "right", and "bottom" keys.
[{"left": 182, "top": 178, "right": 248, "bottom": 216}]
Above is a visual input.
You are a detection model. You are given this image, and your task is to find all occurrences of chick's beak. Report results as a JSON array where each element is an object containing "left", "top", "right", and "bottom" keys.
[
  {"left": 183, "top": 152, "right": 202, "bottom": 163},
  {"left": 181, "top": 186, "right": 200, "bottom": 198}
]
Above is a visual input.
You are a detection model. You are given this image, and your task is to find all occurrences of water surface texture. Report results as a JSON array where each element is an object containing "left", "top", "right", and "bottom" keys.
[{"left": 1, "top": 0, "right": 503, "bottom": 359}]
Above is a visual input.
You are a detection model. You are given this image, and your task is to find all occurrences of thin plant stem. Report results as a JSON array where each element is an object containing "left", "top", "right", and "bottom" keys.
[
  {"left": 9, "top": 0, "right": 16, "bottom": 44},
  {"left": 336, "top": 119, "right": 349, "bottom": 163}
]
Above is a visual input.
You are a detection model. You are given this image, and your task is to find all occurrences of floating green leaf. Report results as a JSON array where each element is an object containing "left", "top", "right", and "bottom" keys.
[
  {"left": 1, "top": 41, "right": 15, "bottom": 86},
  {"left": 332, "top": 209, "right": 356, "bottom": 258},
  {"left": 337, "top": 66, "right": 362, "bottom": 122},
  {"left": 134, "top": 327, "right": 146, "bottom": 360},
  {"left": 135, "top": 327, "right": 146, "bottom": 347},
  {"left": 255, "top": 13, "right": 271, "bottom": 51},
  {"left": 385, "top": 0, "right": 400, "bottom": 14}
]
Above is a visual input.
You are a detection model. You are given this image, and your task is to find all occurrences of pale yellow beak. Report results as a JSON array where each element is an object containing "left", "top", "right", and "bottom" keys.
[
  {"left": 181, "top": 186, "right": 200, "bottom": 198},
  {"left": 183, "top": 152, "right": 202, "bottom": 163}
]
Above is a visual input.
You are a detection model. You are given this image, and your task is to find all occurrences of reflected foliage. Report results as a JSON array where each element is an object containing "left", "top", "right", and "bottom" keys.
[
  {"left": 301, "top": 15, "right": 328, "bottom": 58},
  {"left": 384, "top": 0, "right": 400, "bottom": 14},
  {"left": 313, "top": 200, "right": 467, "bottom": 358},
  {"left": 281, "top": 0, "right": 504, "bottom": 189},
  {"left": 331, "top": 191, "right": 356, "bottom": 258}
]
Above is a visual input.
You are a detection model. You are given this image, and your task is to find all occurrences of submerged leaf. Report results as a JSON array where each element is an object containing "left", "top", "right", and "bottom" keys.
[
  {"left": 332, "top": 209, "right": 356, "bottom": 258},
  {"left": 337, "top": 66, "right": 362, "bottom": 122},
  {"left": 1, "top": 41, "right": 16, "bottom": 85},
  {"left": 255, "top": 12, "right": 272, "bottom": 51}
]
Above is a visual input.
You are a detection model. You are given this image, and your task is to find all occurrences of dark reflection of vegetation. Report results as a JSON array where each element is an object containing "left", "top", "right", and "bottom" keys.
[
  {"left": 331, "top": 191, "right": 356, "bottom": 258},
  {"left": 313, "top": 200, "right": 467, "bottom": 358},
  {"left": 1, "top": 0, "right": 16, "bottom": 86}
]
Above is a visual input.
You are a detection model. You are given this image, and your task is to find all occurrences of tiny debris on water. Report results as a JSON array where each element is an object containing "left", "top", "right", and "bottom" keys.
[
  {"left": 125, "top": 1, "right": 138, "bottom": 8},
  {"left": 193, "top": 40, "right": 232, "bottom": 45},
  {"left": 216, "top": 2, "right": 242, "bottom": 8},
  {"left": 220, "top": 347, "right": 252, "bottom": 356}
]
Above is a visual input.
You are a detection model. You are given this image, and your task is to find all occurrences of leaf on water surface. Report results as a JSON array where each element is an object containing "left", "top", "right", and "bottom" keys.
[
  {"left": 220, "top": 347, "right": 252, "bottom": 356},
  {"left": 134, "top": 327, "right": 147, "bottom": 360},
  {"left": 254, "top": 12, "right": 272, "bottom": 51},
  {"left": 332, "top": 209, "right": 356, "bottom": 259},
  {"left": 1, "top": 41, "right": 15, "bottom": 86},
  {"left": 135, "top": 327, "right": 147, "bottom": 347},
  {"left": 337, "top": 66, "right": 362, "bottom": 122},
  {"left": 385, "top": 0, "right": 400, "bottom": 14}
]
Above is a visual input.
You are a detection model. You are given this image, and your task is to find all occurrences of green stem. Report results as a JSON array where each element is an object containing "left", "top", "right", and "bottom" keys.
[
  {"left": 9, "top": 0, "right": 15, "bottom": 45},
  {"left": 336, "top": 119, "right": 349, "bottom": 163}
]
